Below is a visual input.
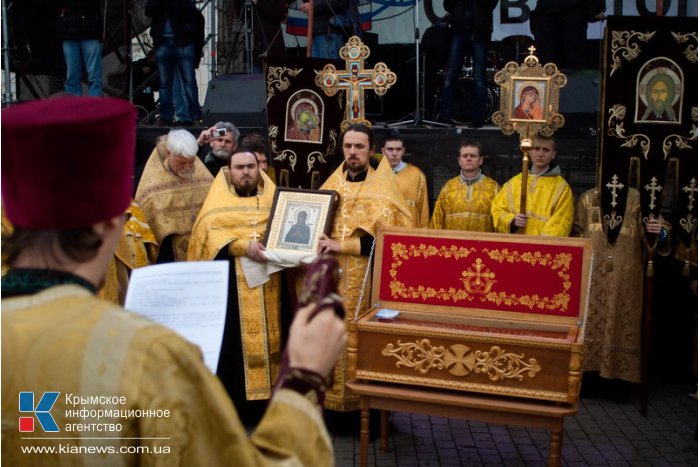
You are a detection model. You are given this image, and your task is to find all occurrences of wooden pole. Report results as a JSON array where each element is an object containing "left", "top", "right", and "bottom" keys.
[
  {"left": 640, "top": 245, "right": 655, "bottom": 416},
  {"left": 306, "top": 0, "right": 314, "bottom": 58},
  {"left": 518, "top": 135, "right": 534, "bottom": 232}
]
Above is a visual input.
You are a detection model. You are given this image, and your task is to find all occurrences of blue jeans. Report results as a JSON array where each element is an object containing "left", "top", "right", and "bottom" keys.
[
  {"left": 63, "top": 39, "right": 103, "bottom": 97},
  {"left": 155, "top": 37, "right": 198, "bottom": 122},
  {"left": 312, "top": 34, "right": 344, "bottom": 59},
  {"left": 438, "top": 33, "right": 488, "bottom": 123}
]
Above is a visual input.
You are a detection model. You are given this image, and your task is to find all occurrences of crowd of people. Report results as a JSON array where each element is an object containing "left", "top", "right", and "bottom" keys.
[{"left": 2, "top": 93, "right": 696, "bottom": 464}]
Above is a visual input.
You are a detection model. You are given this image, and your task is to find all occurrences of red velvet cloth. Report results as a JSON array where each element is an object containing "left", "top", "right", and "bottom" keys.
[
  {"left": 378, "top": 234, "right": 584, "bottom": 318},
  {"left": 2, "top": 97, "right": 136, "bottom": 229}
]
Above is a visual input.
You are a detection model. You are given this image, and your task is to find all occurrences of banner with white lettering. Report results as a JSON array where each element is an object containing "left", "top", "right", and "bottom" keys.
[{"left": 284, "top": 0, "right": 697, "bottom": 46}]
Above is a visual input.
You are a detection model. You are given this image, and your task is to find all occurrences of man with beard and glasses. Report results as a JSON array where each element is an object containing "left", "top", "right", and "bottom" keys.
[
  {"left": 136, "top": 129, "right": 213, "bottom": 262},
  {"left": 197, "top": 121, "right": 241, "bottom": 177},
  {"left": 188, "top": 146, "right": 287, "bottom": 426}
]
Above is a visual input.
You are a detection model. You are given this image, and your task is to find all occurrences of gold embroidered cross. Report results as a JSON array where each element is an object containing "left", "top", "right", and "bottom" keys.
[
  {"left": 644, "top": 176, "right": 662, "bottom": 210},
  {"left": 683, "top": 178, "right": 697, "bottom": 210},
  {"left": 249, "top": 230, "right": 261, "bottom": 242},
  {"left": 316, "top": 36, "right": 397, "bottom": 127},
  {"left": 605, "top": 174, "right": 625, "bottom": 208}
]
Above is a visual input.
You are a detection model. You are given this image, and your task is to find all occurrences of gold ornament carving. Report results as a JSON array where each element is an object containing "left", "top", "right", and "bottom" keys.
[
  {"left": 266, "top": 66, "right": 303, "bottom": 101},
  {"left": 609, "top": 30, "right": 656, "bottom": 76},
  {"left": 607, "top": 104, "right": 650, "bottom": 159},
  {"left": 381, "top": 339, "right": 541, "bottom": 381},
  {"left": 672, "top": 31, "right": 698, "bottom": 63}
]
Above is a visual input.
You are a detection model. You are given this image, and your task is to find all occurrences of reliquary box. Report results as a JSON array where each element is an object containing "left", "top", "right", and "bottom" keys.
[{"left": 353, "top": 228, "right": 593, "bottom": 404}]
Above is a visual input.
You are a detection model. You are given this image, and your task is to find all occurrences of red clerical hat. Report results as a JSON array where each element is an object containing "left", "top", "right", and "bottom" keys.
[{"left": 2, "top": 97, "right": 136, "bottom": 229}]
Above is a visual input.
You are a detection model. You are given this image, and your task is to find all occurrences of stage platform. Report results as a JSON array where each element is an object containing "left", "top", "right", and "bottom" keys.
[{"left": 135, "top": 122, "right": 599, "bottom": 206}]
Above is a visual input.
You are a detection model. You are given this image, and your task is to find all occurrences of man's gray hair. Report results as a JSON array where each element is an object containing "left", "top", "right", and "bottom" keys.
[
  {"left": 167, "top": 129, "right": 199, "bottom": 159},
  {"left": 214, "top": 121, "right": 240, "bottom": 141}
]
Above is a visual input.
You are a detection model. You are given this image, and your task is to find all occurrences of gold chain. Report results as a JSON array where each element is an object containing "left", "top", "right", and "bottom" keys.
[{"left": 339, "top": 173, "right": 364, "bottom": 243}]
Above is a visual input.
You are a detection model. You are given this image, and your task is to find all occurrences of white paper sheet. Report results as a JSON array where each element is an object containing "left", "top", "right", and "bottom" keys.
[{"left": 124, "top": 261, "right": 229, "bottom": 373}]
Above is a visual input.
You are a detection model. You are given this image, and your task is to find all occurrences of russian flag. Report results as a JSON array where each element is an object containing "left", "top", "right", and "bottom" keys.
[{"left": 286, "top": 1, "right": 372, "bottom": 36}]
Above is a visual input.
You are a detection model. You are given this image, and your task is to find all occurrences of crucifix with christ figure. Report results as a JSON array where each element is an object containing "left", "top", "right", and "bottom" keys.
[{"left": 315, "top": 36, "right": 397, "bottom": 128}]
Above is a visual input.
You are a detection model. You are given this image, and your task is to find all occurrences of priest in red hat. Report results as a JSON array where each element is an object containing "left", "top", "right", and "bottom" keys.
[{"left": 1, "top": 96, "right": 346, "bottom": 466}]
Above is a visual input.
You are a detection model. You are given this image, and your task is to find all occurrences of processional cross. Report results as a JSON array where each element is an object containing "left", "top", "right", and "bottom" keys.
[
  {"left": 316, "top": 36, "right": 397, "bottom": 128},
  {"left": 491, "top": 47, "right": 567, "bottom": 231}
]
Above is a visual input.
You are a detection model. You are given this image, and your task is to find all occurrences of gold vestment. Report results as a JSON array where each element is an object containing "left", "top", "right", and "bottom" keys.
[
  {"left": 572, "top": 188, "right": 669, "bottom": 382},
  {"left": 2, "top": 285, "right": 332, "bottom": 466},
  {"left": 430, "top": 174, "right": 500, "bottom": 231},
  {"left": 98, "top": 201, "right": 158, "bottom": 305},
  {"left": 491, "top": 168, "right": 574, "bottom": 236},
  {"left": 395, "top": 163, "right": 430, "bottom": 228},
  {"left": 187, "top": 169, "right": 281, "bottom": 400},
  {"left": 320, "top": 159, "right": 414, "bottom": 411},
  {"left": 135, "top": 146, "right": 213, "bottom": 261}
]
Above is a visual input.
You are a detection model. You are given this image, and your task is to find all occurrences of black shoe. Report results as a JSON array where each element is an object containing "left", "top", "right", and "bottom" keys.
[
  {"left": 467, "top": 121, "right": 483, "bottom": 129},
  {"left": 176, "top": 120, "right": 193, "bottom": 127}
]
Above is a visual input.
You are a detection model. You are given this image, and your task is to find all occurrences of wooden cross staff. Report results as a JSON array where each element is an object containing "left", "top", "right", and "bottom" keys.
[{"left": 316, "top": 36, "right": 397, "bottom": 127}]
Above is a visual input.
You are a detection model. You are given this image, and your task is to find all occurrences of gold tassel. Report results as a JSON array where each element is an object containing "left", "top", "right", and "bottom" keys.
[
  {"left": 646, "top": 260, "right": 654, "bottom": 278},
  {"left": 684, "top": 260, "right": 690, "bottom": 277},
  {"left": 606, "top": 254, "right": 614, "bottom": 272}
]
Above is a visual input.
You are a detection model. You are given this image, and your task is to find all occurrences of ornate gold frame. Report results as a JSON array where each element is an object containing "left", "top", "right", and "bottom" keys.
[{"left": 491, "top": 48, "right": 567, "bottom": 138}]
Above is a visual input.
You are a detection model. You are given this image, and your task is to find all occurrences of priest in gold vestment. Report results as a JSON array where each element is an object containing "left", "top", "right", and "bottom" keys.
[
  {"left": 187, "top": 147, "right": 286, "bottom": 425},
  {"left": 381, "top": 132, "right": 430, "bottom": 227},
  {"left": 2, "top": 96, "right": 346, "bottom": 467},
  {"left": 98, "top": 201, "right": 158, "bottom": 304},
  {"left": 572, "top": 188, "right": 669, "bottom": 382},
  {"left": 135, "top": 129, "right": 213, "bottom": 262},
  {"left": 431, "top": 139, "right": 500, "bottom": 231},
  {"left": 318, "top": 124, "right": 415, "bottom": 412},
  {"left": 491, "top": 136, "right": 574, "bottom": 236}
]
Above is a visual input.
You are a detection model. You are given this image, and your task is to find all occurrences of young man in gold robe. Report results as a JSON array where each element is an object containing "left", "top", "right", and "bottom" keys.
[
  {"left": 318, "top": 123, "right": 415, "bottom": 413},
  {"left": 381, "top": 131, "right": 430, "bottom": 227},
  {"left": 491, "top": 135, "right": 574, "bottom": 236},
  {"left": 135, "top": 129, "right": 213, "bottom": 262},
  {"left": 430, "top": 138, "right": 500, "bottom": 231},
  {"left": 187, "top": 146, "right": 284, "bottom": 425},
  {"left": 1, "top": 96, "right": 346, "bottom": 466},
  {"left": 572, "top": 187, "right": 669, "bottom": 393}
]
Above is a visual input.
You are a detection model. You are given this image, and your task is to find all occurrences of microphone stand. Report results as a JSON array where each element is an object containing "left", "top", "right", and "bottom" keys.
[{"left": 391, "top": 0, "right": 448, "bottom": 127}]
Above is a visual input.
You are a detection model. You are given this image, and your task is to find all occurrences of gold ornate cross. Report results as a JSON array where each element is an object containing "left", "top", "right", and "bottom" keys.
[
  {"left": 316, "top": 35, "right": 397, "bottom": 127},
  {"left": 249, "top": 230, "right": 261, "bottom": 242}
]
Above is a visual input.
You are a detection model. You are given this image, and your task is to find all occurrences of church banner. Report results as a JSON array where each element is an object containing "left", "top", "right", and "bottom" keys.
[
  {"left": 599, "top": 16, "right": 697, "bottom": 248},
  {"left": 265, "top": 55, "right": 345, "bottom": 189}
]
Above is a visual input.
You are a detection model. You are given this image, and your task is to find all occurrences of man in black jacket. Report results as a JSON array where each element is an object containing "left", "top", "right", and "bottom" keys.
[
  {"left": 56, "top": 0, "right": 103, "bottom": 96},
  {"left": 437, "top": 0, "right": 497, "bottom": 128},
  {"left": 531, "top": 0, "right": 605, "bottom": 69},
  {"left": 145, "top": 0, "right": 204, "bottom": 126}
]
